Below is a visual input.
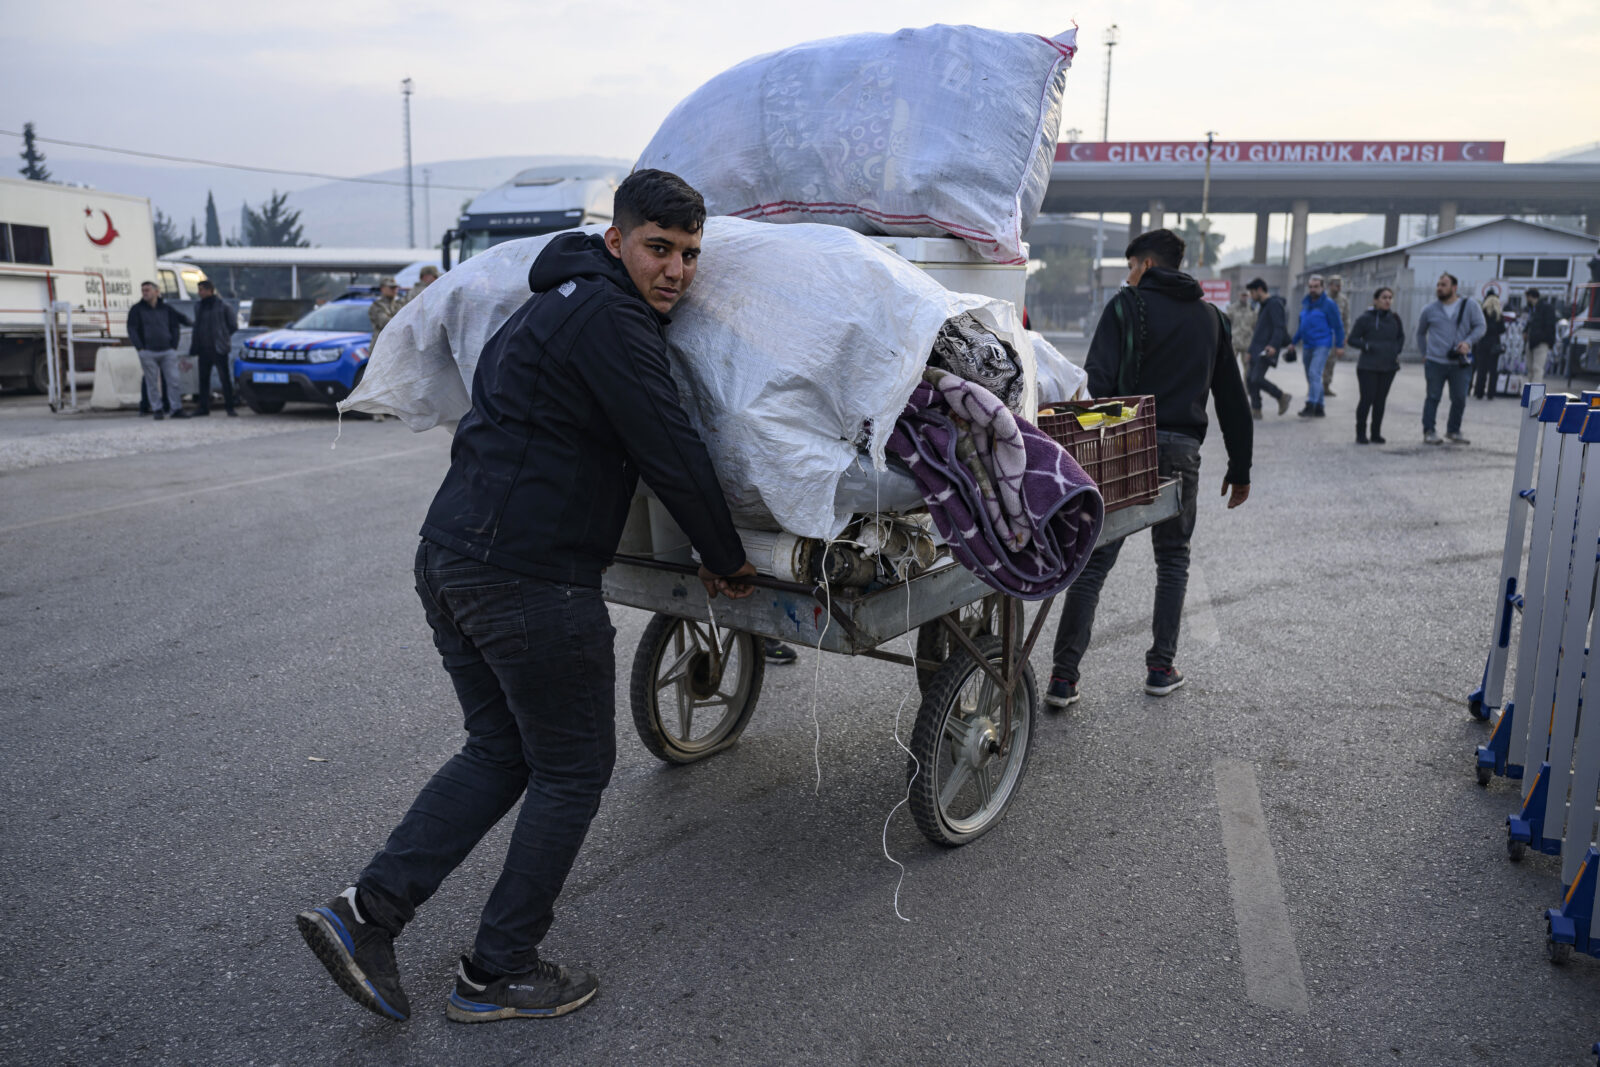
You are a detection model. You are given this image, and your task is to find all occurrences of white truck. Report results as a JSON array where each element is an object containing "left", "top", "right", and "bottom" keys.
[
  {"left": 442, "top": 164, "right": 625, "bottom": 267},
  {"left": 0, "top": 177, "right": 209, "bottom": 394}
]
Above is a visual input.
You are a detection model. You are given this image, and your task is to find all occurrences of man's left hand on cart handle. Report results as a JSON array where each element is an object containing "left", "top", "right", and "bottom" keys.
[{"left": 700, "top": 561, "right": 758, "bottom": 599}]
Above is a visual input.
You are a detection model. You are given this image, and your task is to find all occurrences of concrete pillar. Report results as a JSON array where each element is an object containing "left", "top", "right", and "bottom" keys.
[
  {"left": 1287, "top": 199, "right": 1309, "bottom": 300},
  {"left": 1148, "top": 200, "right": 1165, "bottom": 231},
  {"left": 1438, "top": 201, "right": 1458, "bottom": 233},
  {"left": 1253, "top": 213, "right": 1270, "bottom": 264},
  {"left": 1127, "top": 212, "right": 1143, "bottom": 248},
  {"left": 1585, "top": 214, "right": 1600, "bottom": 237},
  {"left": 1383, "top": 212, "right": 1401, "bottom": 247}
]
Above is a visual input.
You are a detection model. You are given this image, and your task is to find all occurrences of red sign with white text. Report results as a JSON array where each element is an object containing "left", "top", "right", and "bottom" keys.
[
  {"left": 1055, "top": 141, "right": 1505, "bottom": 164},
  {"left": 1200, "top": 280, "right": 1231, "bottom": 308}
]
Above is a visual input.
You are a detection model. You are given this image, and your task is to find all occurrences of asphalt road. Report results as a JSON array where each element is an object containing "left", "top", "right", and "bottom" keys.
[{"left": 2, "top": 371, "right": 1599, "bottom": 1066}]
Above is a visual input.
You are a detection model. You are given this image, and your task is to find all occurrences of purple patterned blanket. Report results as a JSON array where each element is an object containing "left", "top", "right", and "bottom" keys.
[{"left": 886, "top": 370, "right": 1104, "bottom": 600}]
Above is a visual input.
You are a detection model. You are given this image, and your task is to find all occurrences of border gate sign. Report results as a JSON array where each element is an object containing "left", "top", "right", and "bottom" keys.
[{"left": 1055, "top": 141, "right": 1506, "bottom": 164}]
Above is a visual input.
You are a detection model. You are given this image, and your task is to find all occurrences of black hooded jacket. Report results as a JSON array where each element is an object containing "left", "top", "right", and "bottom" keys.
[
  {"left": 1085, "top": 267, "right": 1253, "bottom": 486},
  {"left": 420, "top": 232, "right": 746, "bottom": 586}
]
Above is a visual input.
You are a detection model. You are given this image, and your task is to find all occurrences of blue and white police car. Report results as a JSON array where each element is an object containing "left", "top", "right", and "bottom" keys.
[{"left": 234, "top": 291, "right": 374, "bottom": 414}]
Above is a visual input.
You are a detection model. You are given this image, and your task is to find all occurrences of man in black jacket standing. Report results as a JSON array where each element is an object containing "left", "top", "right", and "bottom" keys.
[
  {"left": 188, "top": 280, "right": 237, "bottom": 416},
  {"left": 1244, "top": 278, "right": 1292, "bottom": 418},
  {"left": 127, "top": 281, "right": 191, "bottom": 420},
  {"left": 1523, "top": 288, "right": 1558, "bottom": 385},
  {"left": 1045, "top": 229, "right": 1253, "bottom": 707},
  {"left": 297, "top": 170, "right": 757, "bottom": 1025}
]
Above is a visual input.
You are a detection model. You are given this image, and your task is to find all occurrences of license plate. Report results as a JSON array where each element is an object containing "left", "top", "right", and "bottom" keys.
[{"left": 254, "top": 371, "right": 290, "bottom": 384}]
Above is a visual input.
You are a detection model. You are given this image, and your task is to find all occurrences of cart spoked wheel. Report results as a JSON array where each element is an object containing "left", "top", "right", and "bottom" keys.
[
  {"left": 908, "top": 634, "right": 1035, "bottom": 846},
  {"left": 914, "top": 594, "right": 1025, "bottom": 693},
  {"left": 629, "top": 613, "right": 764, "bottom": 765}
]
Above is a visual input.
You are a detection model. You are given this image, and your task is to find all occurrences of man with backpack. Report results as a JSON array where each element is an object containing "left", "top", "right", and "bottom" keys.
[
  {"left": 1416, "top": 272, "right": 1487, "bottom": 445},
  {"left": 1045, "top": 229, "right": 1253, "bottom": 707}
]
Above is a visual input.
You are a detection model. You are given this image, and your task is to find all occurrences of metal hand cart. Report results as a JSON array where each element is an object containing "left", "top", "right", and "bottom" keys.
[{"left": 603, "top": 478, "right": 1179, "bottom": 848}]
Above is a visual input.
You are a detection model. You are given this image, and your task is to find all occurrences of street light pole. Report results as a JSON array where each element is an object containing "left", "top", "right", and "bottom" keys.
[
  {"left": 1091, "top": 24, "right": 1119, "bottom": 327},
  {"left": 401, "top": 77, "right": 415, "bottom": 247},
  {"left": 1198, "top": 129, "right": 1217, "bottom": 269}
]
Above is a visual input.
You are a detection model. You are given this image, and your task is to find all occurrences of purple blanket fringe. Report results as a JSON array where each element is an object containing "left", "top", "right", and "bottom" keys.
[{"left": 886, "top": 375, "right": 1104, "bottom": 600}]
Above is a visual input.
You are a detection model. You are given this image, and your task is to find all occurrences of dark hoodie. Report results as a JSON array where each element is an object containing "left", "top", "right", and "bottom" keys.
[
  {"left": 1085, "top": 267, "right": 1253, "bottom": 486},
  {"left": 420, "top": 231, "right": 746, "bottom": 586}
]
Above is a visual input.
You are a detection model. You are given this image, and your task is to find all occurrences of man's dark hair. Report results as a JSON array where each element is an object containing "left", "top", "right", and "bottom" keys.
[
  {"left": 614, "top": 169, "right": 705, "bottom": 236},
  {"left": 1246, "top": 277, "right": 1269, "bottom": 293},
  {"left": 1526, "top": 288, "right": 1541, "bottom": 300},
  {"left": 197, "top": 279, "right": 215, "bottom": 293},
  {"left": 140, "top": 280, "right": 157, "bottom": 289},
  {"left": 1440, "top": 272, "right": 1459, "bottom": 287},
  {"left": 1125, "top": 229, "right": 1184, "bottom": 270},
  {"left": 1374, "top": 287, "right": 1392, "bottom": 300}
]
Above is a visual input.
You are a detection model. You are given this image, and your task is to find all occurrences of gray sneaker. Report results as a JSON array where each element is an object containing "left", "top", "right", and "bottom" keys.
[
  {"left": 1446, "top": 431, "right": 1471, "bottom": 445},
  {"left": 1424, "top": 431, "right": 1443, "bottom": 445}
]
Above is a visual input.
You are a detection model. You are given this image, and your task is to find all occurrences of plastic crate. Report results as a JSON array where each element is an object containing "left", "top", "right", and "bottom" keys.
[{"left": 1035, "top": 395, "right": 1159, "bottom": 512}]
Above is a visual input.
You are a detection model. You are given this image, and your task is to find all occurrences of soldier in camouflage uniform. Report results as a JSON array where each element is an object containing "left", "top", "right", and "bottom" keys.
[
  {"left": 368, "top": 276, "right": 407, "bottom": 341},
  {"left": 1323, "top": 274, "right": 1351, "bottom": 397},
  {"left": 1230, "top": 291, "right": 1257, "bottom": 373}
]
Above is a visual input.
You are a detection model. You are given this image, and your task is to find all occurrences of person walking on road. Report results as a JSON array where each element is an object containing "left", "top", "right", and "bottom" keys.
[
  {"left": 1417, "top": 272, "right": 1486, "bottom": 445},
  {"left": 128, "top": 280, "right": 191, "bottom": 421},
  {"left": 1347, "top": 287, "right": 1405, "bottom": 445},
  {"left": 1045, "top": 229, "right": 1253, "bottom": 708},
  {"left": 1523, "top": 288, "right": 1557, "bottom": 386},
  {"left": 367, "top": 276, "right": 406, "bottom": 342},
  {"left": 188, "top": 280, "right": 238, "bottom": 416},
  {"left": 1229, "top": 289, "right": 1256, "bottom": 374},
  {"left": 1322, "top": 274, "right": 1351, "bottom": 398},
  {"left": 296, "top": 170, "right": 758, "bottom": 1025},
  {"left": 1243, "top": 278, "right": 1291, "bottom": 418},
  {"left": 1472, "top": 290, "right": 1505, "bottom": 400},
  {"left": 1291, "top": 274, "right": 1345, "bottom": 418}
]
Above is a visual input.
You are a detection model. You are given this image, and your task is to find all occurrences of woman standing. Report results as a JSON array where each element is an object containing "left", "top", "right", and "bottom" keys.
[
  {"left": 1473, "top": 290, "right": 1506, "bottom": 399},
  {"left": 1347, "top": 287, "right": 1406, "bottom": 444}
]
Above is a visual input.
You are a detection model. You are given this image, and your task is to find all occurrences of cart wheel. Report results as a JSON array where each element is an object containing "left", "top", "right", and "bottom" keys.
[
  {"left": 1548, "top": 938, "right": 1572, "bottom": 965},
  {"left": 1508, "top": 838, "right": 1527, "bottom": 862},
  {"left": 914, "top": 595, "right": 1025, "bottom": 693},
  {"left": 908, "top": 634, "right": 1035, "bottom": 846},
  {"left": 1476, "top": 766, "right": 1493, "bottom": 787},
  {"left": 629, "top": 613, "right": 764, "bottom": 765}
]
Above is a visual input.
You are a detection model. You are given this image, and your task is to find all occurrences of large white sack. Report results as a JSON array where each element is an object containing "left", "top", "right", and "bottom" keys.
[
  {"left": 342, "top": 226, "right": 606, "bottom": 431},
  {"left": 343, "top": 216, "right": 1033, "bottom": 540},
  {"left": 637, "top": 24, "right": 1077, "bottom": 266},
  {"left": 1029, "top": 331, "right": 1088, "bottom": 405}
]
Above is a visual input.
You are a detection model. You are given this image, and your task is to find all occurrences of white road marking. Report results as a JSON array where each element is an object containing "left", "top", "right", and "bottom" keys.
[
  {"left": 1213, "top": 758, "right": 1311, "bottom": 1014},
  {"left": 1182, "top": 562, "right": 1222, "bottom": 648},
  {"left": 0, "top": 443, "right": 440, "bottom": 535}
]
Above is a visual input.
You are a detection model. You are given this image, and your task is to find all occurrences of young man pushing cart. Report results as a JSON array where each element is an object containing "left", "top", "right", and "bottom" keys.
[{"left": 296, "top": 169, "right": 757, "bottom": 1024}]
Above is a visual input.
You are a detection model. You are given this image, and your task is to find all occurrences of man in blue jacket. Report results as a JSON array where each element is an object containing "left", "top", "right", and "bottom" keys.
[
  {"left": 1291, "top": 274, "right": 1345, "bottom": 418},
  {"left": 297, "top": 170, "right": 758, "bottom": 1025},
  {"left": 127, "top": 281, "right": 191, "bottom": 420}
]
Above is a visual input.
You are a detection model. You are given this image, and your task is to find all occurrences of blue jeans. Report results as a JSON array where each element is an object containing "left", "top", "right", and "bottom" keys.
[
  {"left": 1302, "top": 347, "right": 1331, "bottom": 405},
  {"left": 356, "top": 539, "right": 617, "bottom": 975},
  {"left": 1052, "top": 431, "right": 1202, "bottom": 679},
  {"left": 1423, "top": 360, "right": 1472, "bottom": 435}
]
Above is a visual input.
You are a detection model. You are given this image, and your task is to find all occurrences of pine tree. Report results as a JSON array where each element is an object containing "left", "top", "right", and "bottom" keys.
[
  {"left": 242, "top": 191, "right": 308, "bottom": 247},
  {"left": 204, "top": 191, "right": 222, "bottom": 246},
  {"left": 18, "top": 121, "right": 51, "bottom": 181},
  {"left": 153, "top": 209, "right": 184, "bottom": 255},
  {"left": 186, "top": 218, "right": 203, "bottom": 248}
]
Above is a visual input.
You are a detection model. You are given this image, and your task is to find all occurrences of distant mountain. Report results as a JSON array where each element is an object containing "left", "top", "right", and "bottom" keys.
[{"left": 31, "top": 153, "right": 630, "bottom": 247}]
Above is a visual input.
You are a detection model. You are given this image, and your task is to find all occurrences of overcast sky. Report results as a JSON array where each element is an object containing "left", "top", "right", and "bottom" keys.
[{"left": 5, "top": 0, "right": 1594, "bottom": 177}]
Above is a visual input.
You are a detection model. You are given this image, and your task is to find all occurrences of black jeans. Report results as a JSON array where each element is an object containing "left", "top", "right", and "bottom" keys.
[
  {"left": 1052, "top": 431, "right": 1201, "bottom": 680},
  {"left": 1471, "top": 345, "right": 1499, "bottom": 398},
  {"left": 1246, "top": 353, "right": 1284, "bottom": 409},
  {"left": 195, "top": 350, "right": 236, "bottom": 413},
  {"left": 356, "top": 540, "right": 618, "bottom": 975},
  {"left": 1355, "top": 368, "right": 1396, "bottom": 436}
]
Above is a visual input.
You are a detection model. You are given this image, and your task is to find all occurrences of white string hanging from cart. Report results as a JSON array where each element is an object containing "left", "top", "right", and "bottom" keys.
[{"left": 881, "top": 569, "right": 918, "bottom": 922}]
